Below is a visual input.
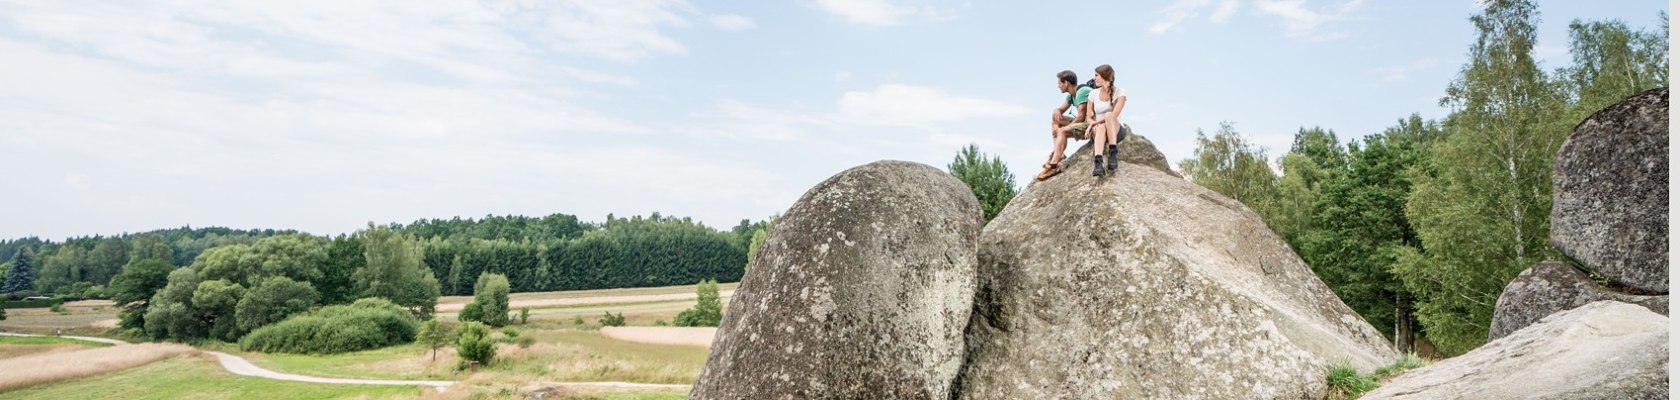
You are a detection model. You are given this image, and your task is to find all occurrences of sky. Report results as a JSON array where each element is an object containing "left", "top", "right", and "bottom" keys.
[{"left": 0, "top": 0, "right": 1667, "bottom": 240}]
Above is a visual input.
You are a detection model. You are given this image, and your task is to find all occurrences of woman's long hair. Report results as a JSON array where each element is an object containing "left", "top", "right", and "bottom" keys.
[{"left": 1094, "top": 64, "right": 1116, "bottom": 102}]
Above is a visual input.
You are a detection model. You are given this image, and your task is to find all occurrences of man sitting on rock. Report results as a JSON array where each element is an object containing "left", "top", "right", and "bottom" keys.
[{"left": 1037, "top": 70, "right": 1093, "bottom": 181}]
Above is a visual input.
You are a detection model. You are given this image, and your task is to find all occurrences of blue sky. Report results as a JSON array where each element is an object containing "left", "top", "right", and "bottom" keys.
[{"left": 0, "top": 0, "right": 1666, "bottom": 240}]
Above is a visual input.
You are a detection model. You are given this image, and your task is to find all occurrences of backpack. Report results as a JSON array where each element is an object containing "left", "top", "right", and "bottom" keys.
[{"left": 1080, "top": 79, "right": 1097, "bottom": 89}]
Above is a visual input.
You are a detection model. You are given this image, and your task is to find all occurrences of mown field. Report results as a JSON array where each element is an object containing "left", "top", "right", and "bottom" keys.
[{"left": 0, "top": 283, "right": 733, "bottom": 399}]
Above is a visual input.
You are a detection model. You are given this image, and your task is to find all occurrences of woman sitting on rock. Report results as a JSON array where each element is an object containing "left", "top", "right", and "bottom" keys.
[{"left": 1086, "top": 64, "right": 1128, "bottom": 176}]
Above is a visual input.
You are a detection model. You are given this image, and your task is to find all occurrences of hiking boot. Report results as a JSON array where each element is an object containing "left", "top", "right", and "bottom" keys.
[
  {"left": 1093, "top": 155, "right": 1105, "bottom": 176},
  {"left": 1106, "top": 144, "right": 1119, "bottom": 173}
]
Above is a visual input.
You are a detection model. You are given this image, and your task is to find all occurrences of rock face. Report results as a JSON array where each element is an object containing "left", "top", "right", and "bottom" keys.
[
  {"left": 1550, "top": 87, "right": 1669, "bottom": 293},
  {"left": 952, "top": 142, "right": 1398, "bottom": 399},
  {"left": 1365, "top": 301, "right": 1669, "bottom": 400},
  {"left": 1488, "top": 261, "right": 1668, "bottom": 341},
  {"left": 1105, "top": 132, "right": 1179, "bottom": 177},
  {"left": 690, "top": 161, "right": 983, "bottom": 400}
]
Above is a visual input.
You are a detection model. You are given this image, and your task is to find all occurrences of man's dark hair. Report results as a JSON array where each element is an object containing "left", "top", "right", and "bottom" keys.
[{"left": 1057, "top": 70, "right": 1077, "bottom": 85}]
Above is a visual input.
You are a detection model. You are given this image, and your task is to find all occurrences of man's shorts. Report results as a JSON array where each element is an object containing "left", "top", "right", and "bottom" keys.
[{"left": 1065, "top": 122, "right": 1090, "bottom": 140}]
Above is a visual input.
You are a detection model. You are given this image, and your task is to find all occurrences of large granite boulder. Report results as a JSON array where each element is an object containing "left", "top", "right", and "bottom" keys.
[
  {"left": 1489, "top": 261, "right": 1668, "bottom": 341},
  {"left": 1103, "top": 131, "right": 1179, "bottom": 177},
  {"left": 953, "top": 142, "right": 1398, "bottom": 399},
  {"left": 1365, "top": 301, "right": 1668, "bottom": 400},
  {"left": 1551, "top": 87, "right": 1669, "bottom": 293},
  {"left": 691, "top": 161, "right": 983, "bottom": 400}
]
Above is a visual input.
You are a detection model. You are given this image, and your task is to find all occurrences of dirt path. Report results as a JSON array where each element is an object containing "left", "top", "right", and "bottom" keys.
[
  {"left": 0, "top": 332, "right": 692, "bottom": 391},
  {"left": 206, "top": 351, "right": 454, "bottom": 389}
]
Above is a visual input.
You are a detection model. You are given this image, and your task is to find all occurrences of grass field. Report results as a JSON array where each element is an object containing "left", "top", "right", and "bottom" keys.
[
  {"left": 0, "top": 283, "right": 728, "bottom": 399},
  {"left": 2, "top": 355, "right": 424, "bottom": 400}
]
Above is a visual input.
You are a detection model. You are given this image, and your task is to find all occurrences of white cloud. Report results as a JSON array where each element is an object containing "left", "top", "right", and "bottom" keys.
[
  {"left": 1211, "top": 0, "right": 1241, "bottom": 23},
  {"left": 710, "top": 13, "right": 756, "bottom": 31},
  {"left": 1149, "top": 0, "right": 1213, "bottom": 34},
  {"left": 836, "top": 84, "right": 1030, "bottom": 128},
  {"left": 0, "top": 1, "right": 800, "bottom": 239},
  {"left": 1253, "top": 0, "right": 1364, "bottom": 41},
  {"left": 1372, "top": 58, "right": 1439, "bottom": 82},
  {"left": 811, "top": 0, "right": 948, "bottom": 27}
]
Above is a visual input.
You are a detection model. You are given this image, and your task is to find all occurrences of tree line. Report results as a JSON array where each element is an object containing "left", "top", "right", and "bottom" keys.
[{"left": 1177, "top": 0, "right": 1666, "bottom": 356}]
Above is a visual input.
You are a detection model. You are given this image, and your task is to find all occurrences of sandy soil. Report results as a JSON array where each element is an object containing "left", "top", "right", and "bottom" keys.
[
  {"left": 436, "top": 291, "right": 735, "bottom": 313},
  {"left": 598, "top": 327, "right": 718, "bottom": 348}
]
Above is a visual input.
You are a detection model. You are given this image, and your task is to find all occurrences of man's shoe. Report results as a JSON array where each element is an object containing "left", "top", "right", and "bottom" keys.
[
  {"left": 1093, "top": 155, "right": 1105, "bottom": 177},
  {"left": 1036, "top": 164, "right": 1062, "bottom": 181},
  {"left": 1106, "top": 144, "right": 1119, "bottom": 173}
]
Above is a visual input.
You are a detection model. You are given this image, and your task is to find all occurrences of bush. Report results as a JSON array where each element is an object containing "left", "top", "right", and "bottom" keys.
[
  {"left": 572, "top": 315, "right": 584, "bottom": 326},
  {"left": 599, "top": 311, "right": 625, "bottom": 327},
  {"left": 654, "top": 319, "right": 667, "bottom": 326},
  {"left": 455, "top": 321, "right": 495, "bottom": 369},
  {"left": 674, "top": 280, "right": 722, "bottom": 327},
  {"left": 240, "top": 297, "right": 420, "bottom": 354},
  {"left": 515, "top": 335, "right": 535, "bottom": 349},
  {"left": 458, "top": 302, "right": 483, "bottom": 323},
  {"left": 501, "top": 327, "right": 519, "bottom": 339},
  {"left": 518, "top": 307, "right": 529, "bottom": 325},
  {"left": 48, "top": 303, "right": 65, "bottom": 314}
]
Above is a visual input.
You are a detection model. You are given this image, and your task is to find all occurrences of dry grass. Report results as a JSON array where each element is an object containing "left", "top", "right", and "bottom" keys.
[
  {"left": 436, "top": 283, "right": 739, "bottom": 310},
  {"left": 0, "top": 343, "right": 197, "bottom": 391},
  {"left": 0, "top": 344, "right": 89, "bottom": 360}
]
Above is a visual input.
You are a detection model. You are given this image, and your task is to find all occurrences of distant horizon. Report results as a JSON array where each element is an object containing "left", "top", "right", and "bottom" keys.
[
  {"left": 1, "top": 210, "right": 756, "bottom": 243},
  {"left": 0, "top": 1, "right": 1665, "bottom": 239}
]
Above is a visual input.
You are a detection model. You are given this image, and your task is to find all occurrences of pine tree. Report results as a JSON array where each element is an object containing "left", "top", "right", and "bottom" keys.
[{"left": 1, "top": 248, "right": 37, "bottom": 294}]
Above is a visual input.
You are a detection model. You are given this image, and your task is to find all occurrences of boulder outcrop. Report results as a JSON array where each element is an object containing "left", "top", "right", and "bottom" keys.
[
  {"left": 690, "top": 161, "right": 983, "bottom": 400},
  {"left": 1365, "top": 301, "right": 1668, "bottom": 400},
  {"left": 1550, "top": 87, "right": 1669, "bottom": 293},
  {"left": 952, "top": 142, "right": 1397, "bottom": 399},
  {"left": 1488, "top": 261, "right": 1667, "bottom": 341}
]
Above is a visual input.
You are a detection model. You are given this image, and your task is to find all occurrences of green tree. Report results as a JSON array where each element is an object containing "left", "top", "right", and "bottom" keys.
[
  {"left": 1559, "top": 17, "right": 1669, "bottom": 120},
  {"left": 192, "top": 279, "right": 247, "bottom": 341},
  {"left": 1307, "top": 115, "right": 1444, "bottom": 353},
  {"left": 355, "top": 225, "right": 440, "bottom": 318},
  {"left": 128, "top": 234, "right": 174, "bottom": 266},
  {"left": 36, "top": 244, "right": 86, "bottom": 294},
  {"left": 84, "top": 237, "right": 127, "bottom": 285},
  {"left": 455, "top": 321, "right": 495, "bottom": 369},
  {"left": 1, "top": 248, "right": 37, "bottom": 294},
  {"left": 465, "top": 273, "right": 510, "bottom": 327},
  {"left": 1177, "top": 122, "right": 1279, "bottom": 215},
  {"left": 318, "top": 235, "right": 363, "bottom": 305},
  {"left": 110, "top": 258, "right": 174, "bottom": 330},
  {"left": 948, "top": 143, "right": 1018, "bottom": 222},
  {"left": 235, "top": 277, "right": 320, "bottom": 334},
  {"left": 1394, "top": 0, "right": 1566, "bottom": 355},
  {"left": 416, "top": 320, "right": 454, "bottom": 362},
  {"left": 143, "top": 268, "right": 205, "bottom": 341},
  {"left": 674, "top": 279, "right": 723, "bottom": 327},
  {"left": 1271, "top": 127, "right": 1347, "bottom": 250}
]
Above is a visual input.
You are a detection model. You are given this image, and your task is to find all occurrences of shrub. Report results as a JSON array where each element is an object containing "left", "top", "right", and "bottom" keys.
[
  {"left": 518, "top": 307, "right": 529, "bottom": 325},
  {"left": 515, "top": 336, "right": 535, "bottom": 349},
  {"left": 572, "top": 315, "right": 584, "bottom": 326},
  {"left": 654, "top": 319, "right": 667, "bottom": 326},
  {"left": 599, "top": 311, "right": 625, "bottom": 327},
  {"left": 455, "top": 321, "right": 495, "bottom": 370},
  {"left": 458, "top": 301, "right": 483, "bottom": 323},
  {"left": 674, "top": 280, "right": 722, "bottom": 327},
  {"left": 239, "top": 297, "right": 420, "bottom": 354},
  {"left": 462, "top": 273, "right": 510, "bottom": 327},
  {"left": 501, "top": 327, "right": 519, "bottom": 339},
  {"left": 48, "top": 303, "right": 65, "bottom": 314}
]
